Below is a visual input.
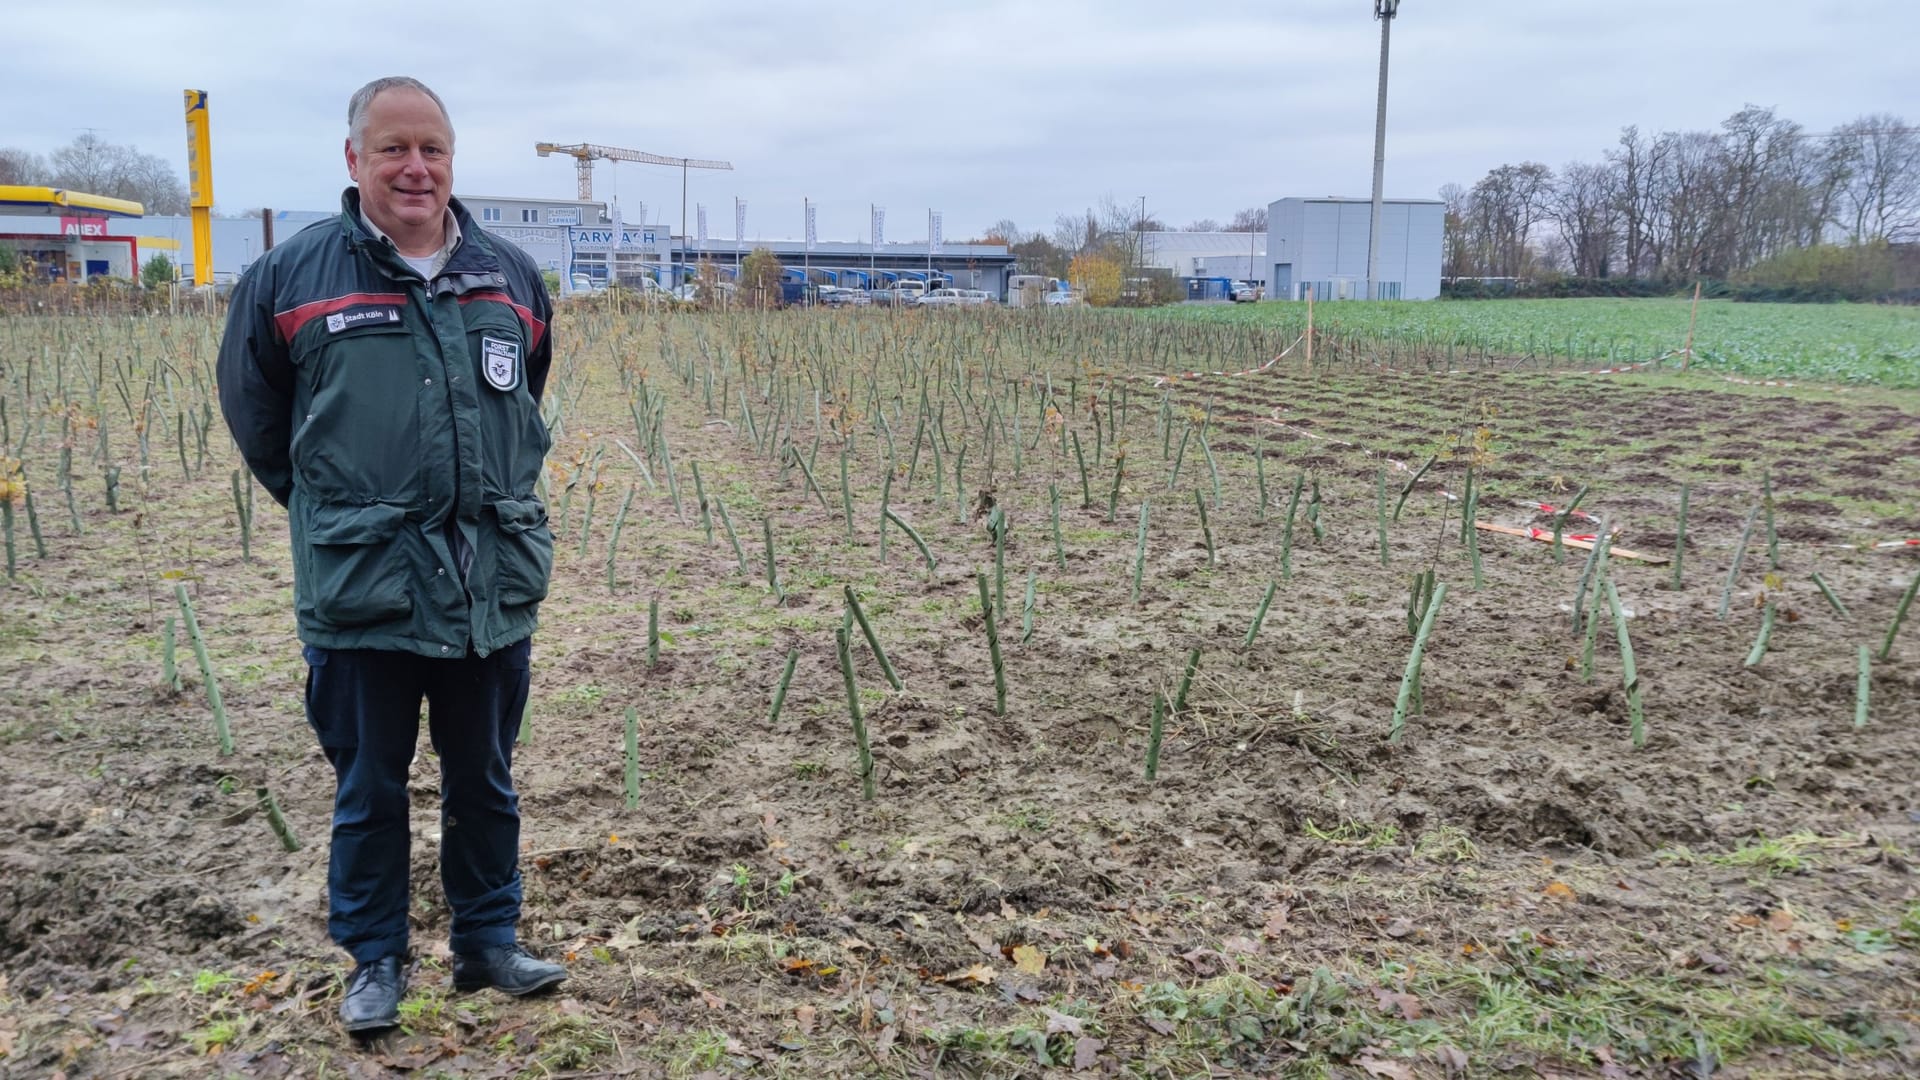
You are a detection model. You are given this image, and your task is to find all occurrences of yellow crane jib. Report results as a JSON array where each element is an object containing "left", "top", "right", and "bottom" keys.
[{"left": 534, "top": 142, "right": 732, "bottom": 201}]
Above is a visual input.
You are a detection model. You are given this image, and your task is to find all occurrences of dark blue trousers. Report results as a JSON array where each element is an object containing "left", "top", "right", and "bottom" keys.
[{"left": 302, "top": 639, "right": 531, "bottom": 964}]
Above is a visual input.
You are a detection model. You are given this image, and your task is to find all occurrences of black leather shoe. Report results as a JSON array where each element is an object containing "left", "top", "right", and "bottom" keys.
[
  {"left": 452, "top": 943, "right": 567, "bottom": 996},
  {"left": 340, "top": 955, "right": 406, "bottom": 1034}
]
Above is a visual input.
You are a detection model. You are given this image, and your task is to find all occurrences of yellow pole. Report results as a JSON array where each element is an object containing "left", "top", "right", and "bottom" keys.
[{"left": 183, "top": 90, "right": 215, "bottom": 287}]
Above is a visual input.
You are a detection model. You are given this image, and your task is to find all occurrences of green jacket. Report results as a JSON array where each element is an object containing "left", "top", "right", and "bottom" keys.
[{"left": 218, "top": 189, "right": 555, "bottom": 659}]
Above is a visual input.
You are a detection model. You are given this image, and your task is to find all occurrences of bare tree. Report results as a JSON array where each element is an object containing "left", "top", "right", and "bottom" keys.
[
  {"left": 1463, "top": 162, "right": 1554, "bottom": 277},
  {"left": 1182, "top": 219, "right": 1223, "bottom": 232},
  {"left": 1051, "top": 210, "right": 1098, "bottom": 259},
  {"left": 1551, "top": 162, "right": 1618, "bottom": 278},
  {"left": 47, "top": 133, "right": 189, "bottom": 214},
  {"left": 1835, "top": 114, "right": 1920, "bottom": 242},
  {"left": 1225, "top": 206, "right": 1267, "bottom": 232},
  {"left": 1438, "top": 183, "right": 1471, "bottom": 279},
  {"left": 0, "top": 148, "right": 49, "bottom": 185},
  {"left": 1440, "top": 106, "right": 1915, "bottom": 284}
]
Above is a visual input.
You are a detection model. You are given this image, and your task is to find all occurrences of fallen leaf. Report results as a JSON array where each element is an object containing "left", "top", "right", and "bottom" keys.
[
  {"left": 1263, "top": 905, "right": 1293, "bottom": 938},
  {"left": 1383, "top": 918, "right": 1415, "bottom": 939},
  {"left": 936, "top": 964, "right": 996, "bottom": 987},
  {"left": 1358, "top": 1056, "right": 1414, "bottom": 1080},
  {"left": 699, "top": 990, "right": 728, "bottom": 1010},
  {"left": 795, "top": 1005, "right": 817, "bottom": 1034},
  {"left": 875, "top": 1024, "right": 897, "bottom": 1057},
  {"left": 1372, "top": 988, "right": 1423, "bottom": 1019},
  {"left": 1768, "top": 909, "right": 1794, "bottom": 933},
  {"left": 1043, "top": 1008, "right": 1084, "bottom": 1037},
  {"left": 1073, "top": 1036, "right": 1104, "bottom": 1071},
  {"left": 960, "top": 921, "right": 1001, "bottom": 959},
  {"left": 1179, "top": 948, "right": 1227, "bottom": 975},
  {"left": 1012, "top": 944, "right": 1047, "bottom": 976},
  {"left": 1436, "top": 1044, "right": 1468, "bottom": 1073},
  {"left": 1543, "top": 881, "right": 1577, "bottom": 901},
  {"left": 1221, "top": 936, "right": 1261, "bottom": 956}
]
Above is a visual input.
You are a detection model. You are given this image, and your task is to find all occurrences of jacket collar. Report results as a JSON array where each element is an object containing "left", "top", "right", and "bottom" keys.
[{"left": 338, "top": 188, "right": 503, "bottom": 289}]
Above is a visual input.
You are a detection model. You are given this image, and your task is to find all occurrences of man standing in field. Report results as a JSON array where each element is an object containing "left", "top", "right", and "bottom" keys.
[{"left": 217, "top": 76, "right": 564, "bottom": 1034}]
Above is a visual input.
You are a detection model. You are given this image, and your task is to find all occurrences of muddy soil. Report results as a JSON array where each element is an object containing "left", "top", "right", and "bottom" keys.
[{"left": 3, "top": 324, "right": 1919, "bottom": 1078}]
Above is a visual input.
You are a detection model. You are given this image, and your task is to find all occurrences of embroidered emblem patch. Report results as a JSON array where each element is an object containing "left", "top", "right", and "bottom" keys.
[{"left": 481, "top": 336, "right": 520, "bottom": 391}]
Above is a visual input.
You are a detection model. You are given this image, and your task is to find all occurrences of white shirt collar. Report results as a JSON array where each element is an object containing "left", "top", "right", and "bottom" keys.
[{"left": 359, "top": 205, "right": 461, "bottom": 278}]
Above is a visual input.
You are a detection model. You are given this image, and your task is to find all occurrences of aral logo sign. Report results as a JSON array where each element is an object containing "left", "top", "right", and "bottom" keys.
[{"left": 61, "top": 216, "right": 109, "bottom": 238}]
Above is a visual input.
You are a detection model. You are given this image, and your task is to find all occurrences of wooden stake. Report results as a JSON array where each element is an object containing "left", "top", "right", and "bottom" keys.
[
  {"left": 1305, "top": 290, "right": 1314, "bottom": 369},
  {"left": 1682, "top": 280, "right": 1701, "bottom": 370}
]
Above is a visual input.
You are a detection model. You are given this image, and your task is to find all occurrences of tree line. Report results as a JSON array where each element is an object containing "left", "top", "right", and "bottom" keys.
[
  {"left": 1442, "top": 106, "right": 1918, "bottom": 286},
  {"left": 1, "top": 134, "right": 189, "bottom": 216}
]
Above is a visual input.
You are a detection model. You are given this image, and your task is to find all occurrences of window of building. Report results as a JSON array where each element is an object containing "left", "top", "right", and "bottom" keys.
[
  {"left": 480, "top": 207, "right": 501, "bottom": 222},
  {"left": 521, "top": 208, "right": 539, "bottom": 223}
]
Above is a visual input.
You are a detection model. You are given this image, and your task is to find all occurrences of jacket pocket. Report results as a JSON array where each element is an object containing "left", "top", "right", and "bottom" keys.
[
  {"left": 291, "top": 320, "right": 422, "bottom": 503},
  {"left": 492, "top": 498, "right": 552, "bottom": 608},
  {"left": 304, "top": 502, "right": 413, "bottom": 626}
]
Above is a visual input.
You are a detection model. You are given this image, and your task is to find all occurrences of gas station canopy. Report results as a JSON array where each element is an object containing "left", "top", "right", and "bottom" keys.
[{"left": 0, "top": 186, "right": 145, "bottom": 218}]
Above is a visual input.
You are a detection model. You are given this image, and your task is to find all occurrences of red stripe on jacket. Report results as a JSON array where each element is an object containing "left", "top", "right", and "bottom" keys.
[
  {"left": 458, "top": 290, "right": 548, "bottom": 351},
  {"left": 273, "top": 292, "right": 409, "bottom": 342}
]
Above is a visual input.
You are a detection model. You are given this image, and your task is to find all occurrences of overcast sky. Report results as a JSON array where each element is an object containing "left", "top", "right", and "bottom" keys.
[{"left": 5, "top": 0, "right": 1915, "bottom": 241}]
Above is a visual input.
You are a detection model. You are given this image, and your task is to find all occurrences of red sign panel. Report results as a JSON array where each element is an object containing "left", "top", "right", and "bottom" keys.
[{"left": 61, "top": 216, "right": 109, "bottom": 238}]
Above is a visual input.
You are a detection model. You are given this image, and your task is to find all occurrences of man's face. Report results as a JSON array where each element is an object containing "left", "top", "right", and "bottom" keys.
[{"left": 345, "top": 88, "right": 453, "bottom": 244}]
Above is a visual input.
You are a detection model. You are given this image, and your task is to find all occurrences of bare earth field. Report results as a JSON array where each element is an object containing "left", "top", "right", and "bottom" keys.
[{"left": 2, "top": 308, "right": 1918, "bottom": 1078}]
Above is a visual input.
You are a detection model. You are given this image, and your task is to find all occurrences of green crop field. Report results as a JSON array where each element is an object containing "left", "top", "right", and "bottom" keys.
[{"left": 1167, "top": 298, "right": 1920, "bottom": 387}]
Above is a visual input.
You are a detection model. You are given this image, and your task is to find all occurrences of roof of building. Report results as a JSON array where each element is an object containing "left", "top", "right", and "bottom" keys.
[
  {"left": 0, "top": 186, "right": 144, "bottom": 218},
  {"left": 1277, "top": 195, "right": 1445, "bottom": 205},
  {"left": 1138, "top": 231, "right": 1267, "bottom": 257}
]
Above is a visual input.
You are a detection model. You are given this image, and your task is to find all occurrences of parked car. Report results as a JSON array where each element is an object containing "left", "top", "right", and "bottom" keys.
[
  {"left": 817, "top": 285, "right": 870, "bottom": 307},
  {"left": 1231, "top": 281, "right": 1263, "bottom": 302},
  {"left": 670, "top": 282, "right": 737, "bottom": 305},
  {"left": 919, "top": 288, "right": 966, "bottom": 307},
  {"left": 879, "top": 280, "right": 931, "bottom": 306},
  {"left": 1043, "top": 289, "right": 1081, "bottom": 307}
]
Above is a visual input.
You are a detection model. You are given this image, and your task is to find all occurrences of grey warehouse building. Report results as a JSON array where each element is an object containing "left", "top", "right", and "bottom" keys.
[{"left": 1265, "top": 196, "right": 1444, "bottom": 301}]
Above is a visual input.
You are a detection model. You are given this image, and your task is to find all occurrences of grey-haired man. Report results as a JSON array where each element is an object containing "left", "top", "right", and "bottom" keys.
[{"left": 218, "top": 76, "right": 565, "bottom": 1034}]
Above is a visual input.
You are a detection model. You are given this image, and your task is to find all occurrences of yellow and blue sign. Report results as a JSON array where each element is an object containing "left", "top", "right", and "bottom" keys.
[{"left": 184, "top": 89, "right": 214, "bottom": 208}]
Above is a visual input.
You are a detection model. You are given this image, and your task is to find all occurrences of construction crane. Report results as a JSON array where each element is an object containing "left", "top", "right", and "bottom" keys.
[{"left": 535, "top": 142, "right": 734, "bottom": 281}]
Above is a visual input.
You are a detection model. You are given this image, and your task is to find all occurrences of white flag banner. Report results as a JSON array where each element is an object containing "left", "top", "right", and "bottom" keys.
[
  {"left": 611, "top": 199, "right": 625, "bottom": 253},
  {"left": 871, "top": 206, "right": 885, "bottom": 247},
  {"left": 928, "top": 210, "right": 943, "bottom": 254},
  {"left": 735, "top": 198, "right": 746, "bottom": 242},
  {"left": 804, "top": 202, "right": 817, "bottom": 251},
  {"left": 697, "top": 204, "right": 708, "bottom": 246}
]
